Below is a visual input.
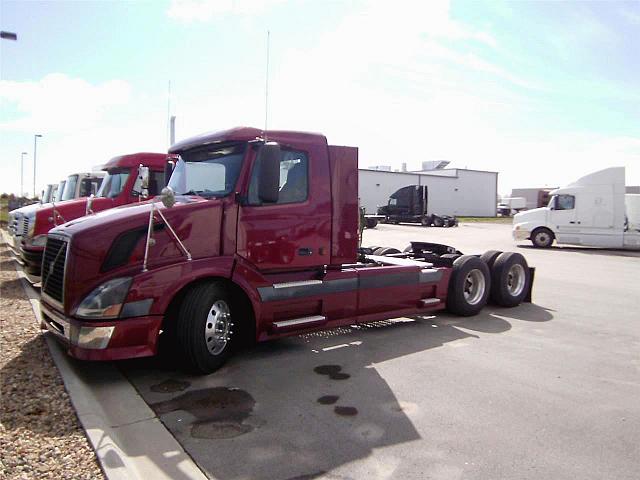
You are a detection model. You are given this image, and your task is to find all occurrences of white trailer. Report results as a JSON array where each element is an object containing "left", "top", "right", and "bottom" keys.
[{"left": 512, "top": 167, "right": 640, "bottom": 250}]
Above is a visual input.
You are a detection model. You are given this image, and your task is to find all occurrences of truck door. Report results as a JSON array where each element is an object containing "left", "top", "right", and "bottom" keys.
[
  {"left": 237, "top": 143, "right": 332, "bottom": 271},
  {"left": 550, "top": 194, "right": 580, "bottom": 242}
]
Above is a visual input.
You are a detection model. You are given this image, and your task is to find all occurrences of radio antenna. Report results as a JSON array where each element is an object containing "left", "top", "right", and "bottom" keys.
[
  {"left": 264, "top": 30, "right": 270, "bottom": 141},
  {"left": 167, "top": 80, "right": 172, "bottom": 148}
]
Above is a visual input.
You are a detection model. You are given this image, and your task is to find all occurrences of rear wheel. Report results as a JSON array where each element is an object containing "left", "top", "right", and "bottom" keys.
[
  {"left": 446, "top": 255, "right": 490, "bottom": 316},
  {"left": 176, "top": 282, "right": 236, "bottom": 374},
  {"left": 480, "top": 250, "right": 502, "bottom": 269},
  {"left": 432, "top": 216, "right": 445, "bottom": 227},
  {"left": 490, "top": 252, "right": 530, "bottom": 307},
  {"left": 421, "top": 216, "right": 431, "bottom": 227},
  {"left": 531, "top": 228, "right": 554, "bottom": 248}
]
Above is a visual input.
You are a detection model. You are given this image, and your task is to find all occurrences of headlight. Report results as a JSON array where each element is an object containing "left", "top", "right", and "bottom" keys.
[
  {"left": 32, "top": 235, "right": 48, "bottom": 247},
  {"left": 75, "top": 277, "right": 132, "bottom": 319}
]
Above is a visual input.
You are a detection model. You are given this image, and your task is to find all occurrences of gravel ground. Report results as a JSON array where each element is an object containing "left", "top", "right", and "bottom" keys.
[{"left": 0, "top": 240, "right": 104, "bottom": 479}]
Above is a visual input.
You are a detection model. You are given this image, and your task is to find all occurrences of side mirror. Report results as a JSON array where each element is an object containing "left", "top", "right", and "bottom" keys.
[
  {"left": 134, "top": 165, "right": 150, "bottom": 199},
  {"left": 160, "top": 186, "right": 176, "bottom": 208},
  {"left": 85, "top": 194, "right": 95, "bottom": 215},
  {"left": 257, "top": 142, "right": 280, "bottom": 203}
]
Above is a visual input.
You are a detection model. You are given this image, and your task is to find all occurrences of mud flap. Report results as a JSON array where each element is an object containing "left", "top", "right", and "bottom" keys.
[{"left": 524, "top": 267, "right": 536, "bottom": 302}]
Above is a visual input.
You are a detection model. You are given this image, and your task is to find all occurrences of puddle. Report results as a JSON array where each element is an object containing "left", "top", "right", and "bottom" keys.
[
  {"left": 150, "top": 378, "right": 191, "bottom": 393},
  {"left": 314, "top": 364, "right": 351, "bottom": 380},
  {"left": 150, "top": 387, "right": 257, "bottom": 439},
  {"left": 317, "top": 395, "right": 339, "bottom": 405},
  {"left": 334, "top": 406, "right": 358, "bottom": 416}
]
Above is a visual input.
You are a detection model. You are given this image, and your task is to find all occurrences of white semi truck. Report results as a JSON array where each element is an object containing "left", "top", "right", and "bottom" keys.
[{"left": 513, "top": 167, "right": 640, "bottom": 250}]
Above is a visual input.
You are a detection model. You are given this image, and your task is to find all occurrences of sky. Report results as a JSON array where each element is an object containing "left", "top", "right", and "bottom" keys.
[{"left": 1, "top": 0, "right": 639, "bottom": 197}]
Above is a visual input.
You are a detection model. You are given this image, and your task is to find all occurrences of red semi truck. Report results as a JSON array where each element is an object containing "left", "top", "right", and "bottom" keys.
[
  {"left": 20, "top": 153, "right": 171, "bottom": 283},
  {"left": 39, "top": 128, "right": 533, "bottom": 374}
]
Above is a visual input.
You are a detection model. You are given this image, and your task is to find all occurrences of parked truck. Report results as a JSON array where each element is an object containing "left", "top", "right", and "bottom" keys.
[
  {"left": 497, "top": 197, "right": 526, "bottom": 217},
  {"left": 19, "top": 153, "right": 171, "bottom": 283},
  {"left": 513, "top": 167, "right": 640, "bottom": 250},
  {"left": 377, "top": 185, "right": 457, "bottom": 227},
  {"left": 39, "top": 127, "right": 533, "bottom": 374},
  {"left": 8, "top": 172, "right": 103, "bottom": 254}
]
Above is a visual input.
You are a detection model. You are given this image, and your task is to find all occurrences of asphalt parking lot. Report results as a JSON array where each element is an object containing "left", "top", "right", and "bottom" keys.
[{"left": 120, "top": 223, "right": 640, "bottom": 480}]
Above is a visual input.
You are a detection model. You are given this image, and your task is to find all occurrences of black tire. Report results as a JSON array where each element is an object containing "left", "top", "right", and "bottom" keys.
[
  {"left": 480, "top": 250, "right": 502, "bottom": 269},
  {"left": 432, "top": 216, "right": 445, "bottom": 227},
  {"left": 176, "top": 282, "right": 236, "bottom": 374},
  {"left": 365, "top": 218, "right": 378, "bottom": 229},
  {"left": 531, "top": 228, "right": 554, "bottom": 248},
  {"left": 490, "top": 252, "right": 530, "bottom": 307},
  {"left": 375, "top": 247, "right": 401, "bottom": 256},
  {"left": 420, "top": 216, "right": 431, "bottom": 227},
  {"left": 446, "top": 255, "right": 491, "bottom": 316}
]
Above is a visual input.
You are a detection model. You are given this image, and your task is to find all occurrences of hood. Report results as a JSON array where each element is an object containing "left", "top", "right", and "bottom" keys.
[
  {"left": 33, "top": 197, "right": 91, "bottom": 237},
  {"left": 49, "top": 197, "right": 224, "bottom": 304},
  {"left": 9, "top": 202, "right": 42, "bottom": 216},
  {"left": 514, "top": 207, "right": 548, "bottom": 226}
]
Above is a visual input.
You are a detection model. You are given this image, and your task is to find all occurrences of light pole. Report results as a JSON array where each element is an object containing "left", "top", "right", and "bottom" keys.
[
  {"left": 33, "top": 134, "right": 42, "bottom": 198},
  {"left": 20, "top": 152, "right": 27, "bottom": 197}
]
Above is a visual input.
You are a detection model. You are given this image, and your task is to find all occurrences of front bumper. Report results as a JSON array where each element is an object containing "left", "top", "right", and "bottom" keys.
[
  {"left": 512, "top": 229, "right": 530, "bottom": 241},
  {"left": 21, "top": 244, "right": 44, "bottom": 281},
  {"left": 40, "top": 302, "right": 162, "bottom": 361}
]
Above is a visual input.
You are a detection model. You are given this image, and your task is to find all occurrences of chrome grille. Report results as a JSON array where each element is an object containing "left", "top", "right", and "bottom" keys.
[
  {"left": 42, "top": 236, "right": 68, "bottom": 304},
  {"left": 21, "top": 217, "right": 29, "bottom": 236}
]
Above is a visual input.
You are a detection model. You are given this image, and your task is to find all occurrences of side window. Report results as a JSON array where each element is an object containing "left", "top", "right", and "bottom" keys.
[
  {"left": 248, "top": 149, "right": 308, "bottom": 205},
  {"left": 556, "top": 194, "right": 575, "bottom": 210},
  {"left": 148, "top": 171, "right": 165, "bottom": 196},
  {"left": 80, "top": 178, "right": 100, "bottom": 197}
]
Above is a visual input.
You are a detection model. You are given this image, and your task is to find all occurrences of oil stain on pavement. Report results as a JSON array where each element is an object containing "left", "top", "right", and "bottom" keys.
[
  {"left": 149, "top": 378, "right": 191, "bottom": 393},
  {"left": 314, "top": 366, "right": 359, "bottom": 417},
  {"left": 150, "top": 387, "right": 257, "bottom": 439},
  {"left": 313, "top": 364, "right": 351, "bottom": 380}
]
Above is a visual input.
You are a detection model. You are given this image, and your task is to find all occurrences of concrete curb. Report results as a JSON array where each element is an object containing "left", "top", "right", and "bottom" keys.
[{"left": 3, "top": 233, "right": 208, "bottom": 480}]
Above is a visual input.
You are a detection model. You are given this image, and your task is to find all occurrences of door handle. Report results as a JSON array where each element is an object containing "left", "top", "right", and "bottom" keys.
[
  {"left": 569, "top": 221, "right": 575, "bottom": 224},
  {"left": 298, "top": 248, "right": 313, "bottom": 256}
]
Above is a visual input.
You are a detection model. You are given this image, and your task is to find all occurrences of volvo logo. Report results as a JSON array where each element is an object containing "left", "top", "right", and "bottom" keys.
[{"left": 48, "top": 260, "right": 55, "bottom": 277}]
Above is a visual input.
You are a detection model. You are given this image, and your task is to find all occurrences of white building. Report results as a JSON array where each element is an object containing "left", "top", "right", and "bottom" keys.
[{"left": 359, "top": 168, "right": 498, "bottom": 217}]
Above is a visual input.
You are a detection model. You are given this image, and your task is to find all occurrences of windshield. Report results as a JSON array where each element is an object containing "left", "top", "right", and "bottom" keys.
[
  {"left": 54, "top": 181, "right": 65, "bottom": 201},
  {"left": 61, "top": 175, "right": 78, "bottom": 201},
  {"left": 97, "top": 170, "right": 130, "bottom": 198},
  {"left": 42, "top": 185, "right": 53, "bottom": 203},
  {"left": 172, "top": 143, "right": 246, "bottom": 198}
]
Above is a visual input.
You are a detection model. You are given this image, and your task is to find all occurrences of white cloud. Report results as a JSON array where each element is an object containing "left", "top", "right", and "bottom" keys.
[
  {"left": 0, "top": 73, "right": 131, "bottom": 133},
  {"left": 167, "top": 0, "right": 286, "bottom": 22}
]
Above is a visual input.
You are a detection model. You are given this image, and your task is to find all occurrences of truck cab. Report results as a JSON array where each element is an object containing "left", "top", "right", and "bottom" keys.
[
  {"left": 38, "top": 127, "right": 533, "bottom": 374},
  {"left": 513, "top": 167, "right": 640, "bottom": 249},
  {"left": 20, "top": 154, "right": 171, "bottom": 283}
]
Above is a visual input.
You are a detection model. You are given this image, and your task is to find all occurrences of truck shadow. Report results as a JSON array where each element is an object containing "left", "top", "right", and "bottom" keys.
[
  {"left": 120, "top": 304, "right": 553, "bottom": 480},
  {"left": 518, "top": 244, "right": 640, "bottom": 258}
]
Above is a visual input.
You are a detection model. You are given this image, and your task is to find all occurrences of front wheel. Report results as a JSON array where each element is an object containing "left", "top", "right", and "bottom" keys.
[
  {"left": 446, "top": 255, "right": 491, "bottom": 316},
  {"left": 531, "top": 228, "right": 554, "bottom": 248},
  {"left": 176, "top": 282, "right": 236, "bottom": 374}
]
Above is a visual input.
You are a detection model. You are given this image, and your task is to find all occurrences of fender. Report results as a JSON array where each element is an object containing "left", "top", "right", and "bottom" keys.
[{"left": 125, "top": 256, "right": 236, "bottom": 315}]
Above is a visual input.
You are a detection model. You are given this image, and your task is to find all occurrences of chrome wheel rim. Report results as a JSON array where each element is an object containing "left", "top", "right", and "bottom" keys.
[
  {"left": 507, "top": 264, "right": 526, "bottom": 296},
  {"left": 204, "top": 300, "right": 232, "bottom": 355},
  {"left": 463, "top": 269, "right": 486, "bottom": 305}
]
